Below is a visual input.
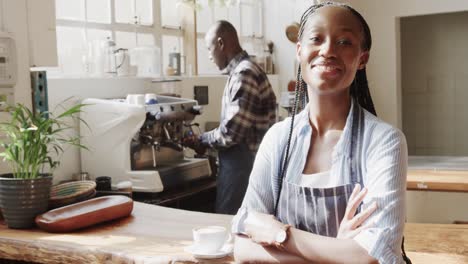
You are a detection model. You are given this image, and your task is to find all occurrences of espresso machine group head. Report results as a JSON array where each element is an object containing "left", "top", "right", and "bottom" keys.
[{"left": 80, "top": 95, "right": 211, "bottom": 192}]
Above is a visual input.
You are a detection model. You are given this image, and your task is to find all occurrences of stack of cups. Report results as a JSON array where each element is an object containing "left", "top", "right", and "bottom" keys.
[
  {"left": 126, "top": 93, "right": 158, "bottom": 105},
  {"left": 126, "top": 94, "right": 145, "bottom": 106}
]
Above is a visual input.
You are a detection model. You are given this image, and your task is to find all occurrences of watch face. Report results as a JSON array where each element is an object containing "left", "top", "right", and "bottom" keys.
[{"left": 275, "top": 229, "right": 287, "bottom": 243}]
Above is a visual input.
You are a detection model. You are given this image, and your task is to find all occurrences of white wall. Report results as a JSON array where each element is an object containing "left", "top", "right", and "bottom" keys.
[{"left": 406, "top": 191, "right": 468, "bottom": 224}]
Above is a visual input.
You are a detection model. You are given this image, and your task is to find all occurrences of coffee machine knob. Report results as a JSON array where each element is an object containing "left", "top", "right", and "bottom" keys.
[
  {"left": 189, "top": 105, "right": 203, "bottom": 115},
  {"left": 154, "top": 112, "right": 161, "bottom": 120}
]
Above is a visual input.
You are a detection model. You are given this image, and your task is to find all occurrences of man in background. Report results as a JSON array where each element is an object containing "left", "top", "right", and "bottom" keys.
[{"left": 199, "top": 20, "right": 277, "bottom": 214}]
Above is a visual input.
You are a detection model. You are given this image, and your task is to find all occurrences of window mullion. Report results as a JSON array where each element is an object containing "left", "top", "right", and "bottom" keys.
[
  {"left": 57, "top": 20, "right": 154, "bottom": 32},
  {"left": 84, "top": 0, "right": 88, "bottom": 43},
  {"left": 153, "top": 0, "right": 162, "bottom": 51},
  {"left": 161, "top": 28, "right": 183, "bottom": 36},
  {"left": 110, "top": 0, "right": 116, "bottom": 41}
]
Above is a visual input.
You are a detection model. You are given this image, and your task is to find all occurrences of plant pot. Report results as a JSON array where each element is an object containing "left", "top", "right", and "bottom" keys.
[{"left": 0, "top": 174, "right": 52, "bottom": 229}]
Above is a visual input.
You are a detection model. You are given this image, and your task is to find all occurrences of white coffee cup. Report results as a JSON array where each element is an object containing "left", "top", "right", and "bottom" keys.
[
  {"left": 192, "top": 226, "right": 231, "bottom": 254},
  {"left": 126, "top": 94, "right": 136, "bottom": 104},
  {"left": 134, "top": 94, "right": 145, "bottom": 106}
]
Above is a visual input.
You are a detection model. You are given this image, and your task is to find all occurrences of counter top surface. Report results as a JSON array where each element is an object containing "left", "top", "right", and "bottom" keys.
[
  {"left": 408, "top": 156, "right": 468, "bottom": 192},
  {"left": 0, "top": 202, "right": 233, "bottom": 263},
  {"left": 0, "top": 202, "right": 466, "bottom": 263},
  {"left": 404, "top": 223, "right": 468, "bottom": 263}
]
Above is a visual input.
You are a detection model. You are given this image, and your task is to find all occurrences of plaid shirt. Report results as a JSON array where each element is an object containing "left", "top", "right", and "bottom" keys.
[{"left": 201, "top": 50, "right": 277, "bottom": 153}]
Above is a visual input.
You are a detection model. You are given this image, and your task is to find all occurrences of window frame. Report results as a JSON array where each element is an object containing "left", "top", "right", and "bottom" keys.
[
  {"left": 54, "top": 0, "right": 185, "bottom": 76},
  {"left": 54, "top": 0, "right": 262, "bottom": 77}
]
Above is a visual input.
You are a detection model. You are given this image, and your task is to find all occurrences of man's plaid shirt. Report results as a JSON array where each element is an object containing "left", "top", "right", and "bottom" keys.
[{"left": 200, "top": 50, "right": 277, "bottom": 153}]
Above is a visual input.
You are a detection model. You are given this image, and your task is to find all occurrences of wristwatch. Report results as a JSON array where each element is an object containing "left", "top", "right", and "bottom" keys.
[{"left": 274, "top": 224, "right": 291, "bottom": 249}]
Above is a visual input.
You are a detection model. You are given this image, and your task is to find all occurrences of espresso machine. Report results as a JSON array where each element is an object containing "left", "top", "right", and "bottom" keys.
[{"left": 80, "top": 95, "right": 211, "bottom": 192}]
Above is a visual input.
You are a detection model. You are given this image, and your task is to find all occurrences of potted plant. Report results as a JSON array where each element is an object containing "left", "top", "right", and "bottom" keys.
[{"left": 0, "top": 102, "right": 86, "bottom": 229}]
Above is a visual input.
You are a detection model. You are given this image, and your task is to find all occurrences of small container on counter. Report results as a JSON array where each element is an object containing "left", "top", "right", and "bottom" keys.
[{"left": 95, "top": 176, "right": 112, "bottom": 191}]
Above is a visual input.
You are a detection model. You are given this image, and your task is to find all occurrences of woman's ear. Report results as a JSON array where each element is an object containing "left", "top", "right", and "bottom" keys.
[
  {"left": 296, "top": 41, "right": 302, "bottom": 62},
  {"left": 358, "top": 51, "right": 369, "bottom": 70}
]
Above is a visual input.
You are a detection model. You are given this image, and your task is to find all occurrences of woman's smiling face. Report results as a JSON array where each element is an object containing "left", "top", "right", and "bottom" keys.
[{"left": 297, "top": 6, "right": 369, "bottom": 96}]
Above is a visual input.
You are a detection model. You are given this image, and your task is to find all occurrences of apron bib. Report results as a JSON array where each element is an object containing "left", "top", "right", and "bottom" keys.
[
  {"left": 277, "top": 177, "right": 359, "bottom": 237},
  {"left": 276, "top": 103, "right": 363, "bottom": 236}
]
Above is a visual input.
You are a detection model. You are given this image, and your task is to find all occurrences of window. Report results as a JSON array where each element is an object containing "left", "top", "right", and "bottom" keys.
[
  {"left": 195, "top": 0, "right": 264, "bottom": 75},
  {"left": 54, "top": 0, "right": 260, "bottom": 77},
  {"left": 55, "top": 0, "right": 166, "bottom": 76}
]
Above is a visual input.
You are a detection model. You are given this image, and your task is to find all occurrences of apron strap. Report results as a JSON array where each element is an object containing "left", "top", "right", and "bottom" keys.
[{"left": 349, "top": 102, "right": 364, "bottom": 185}]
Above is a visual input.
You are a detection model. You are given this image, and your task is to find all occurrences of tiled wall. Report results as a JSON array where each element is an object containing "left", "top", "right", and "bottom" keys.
[{"left": 401, "top": 11, "right": 468, "bottom": 155}]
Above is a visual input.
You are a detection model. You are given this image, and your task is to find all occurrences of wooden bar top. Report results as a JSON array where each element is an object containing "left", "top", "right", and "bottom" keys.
[
  {"left": 0, "top": 202, "right": 233, "bottom": 263},
  {"left": 408, "top": 156, "right": 468, "bottom": 192},
  {"left": 0, "top": 202, "right": 466, "bottom": 263},
  {"left": 404, "top": 223, "right": 468, "bottom": 263},
  {"left": 407, "top": 169, "right": 468, "bottom": 192}
]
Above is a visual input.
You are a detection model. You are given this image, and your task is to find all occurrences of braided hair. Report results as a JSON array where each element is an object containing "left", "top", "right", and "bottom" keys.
[{"left": 274, "top": 2, "right": 376, "bottom": 215}]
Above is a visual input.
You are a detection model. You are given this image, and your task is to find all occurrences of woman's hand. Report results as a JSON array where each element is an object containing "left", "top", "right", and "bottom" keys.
[
  {"left": 337, "top": 184, "right": 377, "bottom": 239},
  {"left": 243, "top": 211, "right": 285, "bottom": 246}
]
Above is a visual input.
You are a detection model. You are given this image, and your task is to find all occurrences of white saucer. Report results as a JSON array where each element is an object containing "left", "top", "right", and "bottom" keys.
[{"left": 184, "top": 243, "right": 233, "bottom": 259}]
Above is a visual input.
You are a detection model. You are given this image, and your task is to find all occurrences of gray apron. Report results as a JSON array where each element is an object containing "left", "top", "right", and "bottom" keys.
[{"left": 276, "top": 103, "right": 364, "bottom": 237}]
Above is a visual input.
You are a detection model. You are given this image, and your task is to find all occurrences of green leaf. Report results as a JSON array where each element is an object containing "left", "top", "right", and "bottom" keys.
[{"left": 0, "top": 100, "right": 89, "bottom": 179}]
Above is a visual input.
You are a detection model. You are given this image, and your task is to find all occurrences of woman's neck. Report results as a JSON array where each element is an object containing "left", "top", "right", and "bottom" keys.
[{"left": 307, "top": 93, "right": 351, "bottom": 136}]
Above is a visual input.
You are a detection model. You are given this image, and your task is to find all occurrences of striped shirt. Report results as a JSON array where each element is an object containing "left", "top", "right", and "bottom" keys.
[
  {"left": 200, "top": 50, "right": 277, "bottom": 153},
  {"left": 237, "top": 100, "right": 408, "bottom": 263}
]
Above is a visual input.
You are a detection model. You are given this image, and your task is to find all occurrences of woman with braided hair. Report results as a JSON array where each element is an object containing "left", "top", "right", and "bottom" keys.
[{"left": 231, "top": 2, "right": 408, "bottom": 263}]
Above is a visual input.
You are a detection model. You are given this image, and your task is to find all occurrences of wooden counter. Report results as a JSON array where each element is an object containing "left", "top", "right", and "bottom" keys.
[
  {"left": 407, "top": 169, "right": 468, "bottom": 192},
  {"left": 0, "top": 202, "right": 233, "bottom": 263},
  {"left": 408, "top": 156, "right": 468, "bottom": 192},
  {"left": 0, "top": 202, "right": 466, "bottom": 263},
  {"left": 404, "top": 223, "right": 468, "bottom": 263}
]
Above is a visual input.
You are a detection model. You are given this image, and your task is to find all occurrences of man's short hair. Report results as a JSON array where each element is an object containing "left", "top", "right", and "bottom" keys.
[{"left": 214, "top": 20, "right": 238, "bottom": 40}]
